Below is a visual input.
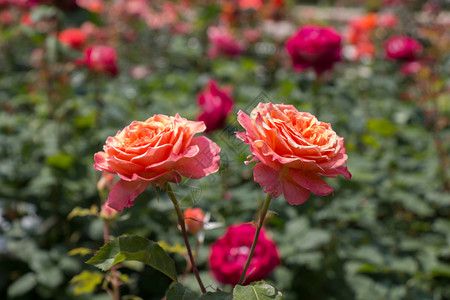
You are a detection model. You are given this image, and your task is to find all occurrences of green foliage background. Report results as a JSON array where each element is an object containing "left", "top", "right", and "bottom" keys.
[{"left": 0, "top": 1, "right": 449, "bottom": 299}]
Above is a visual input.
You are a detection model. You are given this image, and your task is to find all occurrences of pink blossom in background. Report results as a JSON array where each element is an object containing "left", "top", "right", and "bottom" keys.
[
  {"left": 236, "top": 103, "right": 351, "bottom": 205},
  {"left": 209, "top": 223, "right": 280, "bottom": 285},
  {"left": 207, "top": 26, "right": 244, "bottom": 58},
  {"left": 94, "top": 114, "right": 221, "bottom": 212},
  {"left": 385, "top": 36, "right": 423, "bottom": 61},
  {"left": 376, "top": 13, "right": 398, "bottom": 28},
  {"left": 197, "top": 80, "right": 234, "bottom": 132},
  {"left": 286, "top": 25, "right": 342, "bottom": 75},
  {"left": 236, "top": 0, "right": 263, "bottom": 10},
  {"left": 80, "top": 45, "right": 118, "bottom": 76},
  {"left": 400, "top": 60, "right": 424, "bottom": 76},
  {"left": 76, "top": 0, "right": 103, "bottom": 13},
  {"left": 58, "top": 28, "right": 87, "bottom": 50}
]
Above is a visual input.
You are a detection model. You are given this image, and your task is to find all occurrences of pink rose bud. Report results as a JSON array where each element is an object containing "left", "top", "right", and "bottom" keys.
[
  {"left": 81, "top": 45, "right": 119, "bottom": 76},
  {"left": 58, "top": 28, "right": 87, "bottom": 50},
  {"left": 286, "top": 25, "right": 342, "bottom": 75},
  {"left": 97, "top": 172, "right": 115, "bottom": 192},
  {"left": 100, "top": 202, "right": 118, "bottom": 218},
  {"left": 197, "top": 79, "right": 234, "bottom": 132},
  {"left": 183, "top": 207, "right": 205, "bottom": 234},
  {"left": 236, "top": 103, "right": 351, "bottom": 205},
  {"left": 209, "top": 223, "right": 280, "bottom": 285},
  {"left": 94, "top": 114, "right": 221, "bottom": 212},
  {"left": 385, "top": 36, "right": 423, "bottom": 61}
]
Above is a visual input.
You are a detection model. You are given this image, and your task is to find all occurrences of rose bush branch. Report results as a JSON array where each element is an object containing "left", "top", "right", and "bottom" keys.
[{"left": 165, "top": 183, "right": 207, "bottom": 294}]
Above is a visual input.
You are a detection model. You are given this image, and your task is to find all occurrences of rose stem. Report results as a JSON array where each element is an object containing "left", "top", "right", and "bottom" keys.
[
  {"left": 238, "top": 193, "right": 272, "bottom": 285},
  {"left": 103, "top": 220, "right": 120, "bottom": 300},
  {"left": 312, "top": 74, "right": 322, "bottom": 119},
  {"left": 166, "top": 183, "right": 207, "bottom": 294}
]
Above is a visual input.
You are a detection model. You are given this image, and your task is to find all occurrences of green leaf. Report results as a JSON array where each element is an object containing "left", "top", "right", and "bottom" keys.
[
  {"left": 86, "top": 235, "right": 178, "bottom": 282},
  {"left": 367, "top": 119, "right": 395, "bottom": 137},
  {"left": 67, "top": 205, "right": 99, "bottom": 220},
  {"left": 70, "top": 270, "right": 103, "bottom": 295},
  {"left": 68, "top": 247, "right": 94, "bottom": 256},
  {"left": 233, "top": 281, "right": 283, "bottom": 300},
  {"left": 199, "top": 291, "right": 232, "bottom": 299},
  {"left": 166, "top": 283, "right": 198, "bottom": 300},
  {"left": 7, "top": 273, "right": 37, "bottom": 298},
  {"left": 45, "top": 153, "right": 75, "bottom": 170}
]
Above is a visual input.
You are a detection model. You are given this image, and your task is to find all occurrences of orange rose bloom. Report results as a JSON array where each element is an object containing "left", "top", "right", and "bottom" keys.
[
  {"left": 236, "top": 103, "right": 351, "bottom": 205},
  {"left": 94, "top": 114, "right": 221, "bottom": 212}
]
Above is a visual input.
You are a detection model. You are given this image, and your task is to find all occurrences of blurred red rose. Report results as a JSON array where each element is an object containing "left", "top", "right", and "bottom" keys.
[
  {"left": 207, "top": 26, "right": 244, "bottom": 58},
  {"left": 197, "top": 80, "right": 234, "bottom": 132},
  {"left": 80, "top": 45, "right": 118, "bottom": 76},
  {"left": 286, "top": 25, "right": 342, "bottom": 75},
  {"left": 385, "top": 36, "right": 423, "bottom": 61},
  {"left": 59, "top": 28, "right": 86, "bottom": 50},
  {"left": 184, "top": 207, "right": 205, "bottom": 234},
  {"left": 209, "top": 223, "right": 280, "bottom": 285}
]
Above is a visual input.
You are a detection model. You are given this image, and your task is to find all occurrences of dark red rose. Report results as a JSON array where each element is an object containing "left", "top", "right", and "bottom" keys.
[
  {"left": 384, "top": 36, "right": 423, "bottom": 61},
  {"left": 80, "top": 45, "right": 118, "bottom": 76},
  {"left": 286, "top": 25, "right": 342, "bottom": 75},
  {"left": 197, "top": 80, "right": 234, "bottom": 132},
  {"left": 209, "top": 223, "right": 280, "bottom": 285}
]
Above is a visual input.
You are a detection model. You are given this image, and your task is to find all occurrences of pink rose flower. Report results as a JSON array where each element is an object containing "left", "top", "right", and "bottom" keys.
[
  {"left": 94, "top": 114, "right": 221, "bottom": 212},
  {"left": 80, "top": 45, "right": 118, "bottom": 76},
  {"left": 209, "top": 223, "right": 280, "bottom": 285},
  {"left": 58, "top": 28, "right": 86, "bottom": 50},
  {"left": 286, "top": 25, "right": 342, "bottom": 75},
  {"left": 207, "top": 26, "right": 244, "bottom": 58},
  {"left": 236, "top": 103, "right": 351, "bottom": 205},
  {"left": 385, "top": 36, "right": 423, "bottom": 61},
  {"left": 197, "top": 80, "right": 234, "bottom": 132}
]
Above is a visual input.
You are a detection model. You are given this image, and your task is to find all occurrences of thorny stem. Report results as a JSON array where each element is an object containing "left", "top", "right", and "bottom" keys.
[
  {"left": 238, "top": 193, "right": 272, "bottom": 285},
  {"left": 166, "top": 183, "right": 207, "bottom": 294},
  {"left": 104, "top": 221, "right": 120, "bottom": 300}
]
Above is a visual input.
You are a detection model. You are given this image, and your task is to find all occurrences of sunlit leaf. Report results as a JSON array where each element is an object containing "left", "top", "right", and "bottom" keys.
[
  {"left": 70, "top": 270, "right": 103, "bottom": 295},
  {"left": 233, "top": 281, "right": 283, "bottom": 300},
  {"left": 86, "top": 235, "right": 178, "bottom": 282}
]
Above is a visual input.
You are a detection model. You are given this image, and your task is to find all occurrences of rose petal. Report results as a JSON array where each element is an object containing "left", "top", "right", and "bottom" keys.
[
  {"left": 253, "top": 163, "right": 282, "bottom": 198},
  {"left": 289, "top": 169, "right": 334, "bottom": 196},
  {"left": 175, "top": 136, "right": 221, "bottom": 179},
  {"left": 108, "top": 179, "right": 149, "bottom": 212},
  {"left": 281, "top": 179, "right": 310, "bottom": 205}
]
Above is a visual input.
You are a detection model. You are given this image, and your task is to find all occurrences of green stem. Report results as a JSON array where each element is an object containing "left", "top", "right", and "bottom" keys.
[
  {"left": 312, "top": 75, "right": 322, "bottom": 119},
  {"left": 166, "top": 183, "right": 206, "bottom": 294},
  {"left": 238, "top": 193, "right": 272, "bottom": 285}
]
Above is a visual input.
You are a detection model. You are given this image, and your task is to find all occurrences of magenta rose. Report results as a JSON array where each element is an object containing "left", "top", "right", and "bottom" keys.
[
  {"left": 286, "top": 25, "right": 342, "bottom": 75},
  {"left": 209, "top": 223, "right": 280, "bottom": 285},
  {"left": 197, "top": 80, "right": 234, "bottom": 132},
  {"left": 384, "top": 36, "right": 423, "bottom": 61},
  {"left": 80, "top": 45, "right": 118, "bottom": 76}
]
